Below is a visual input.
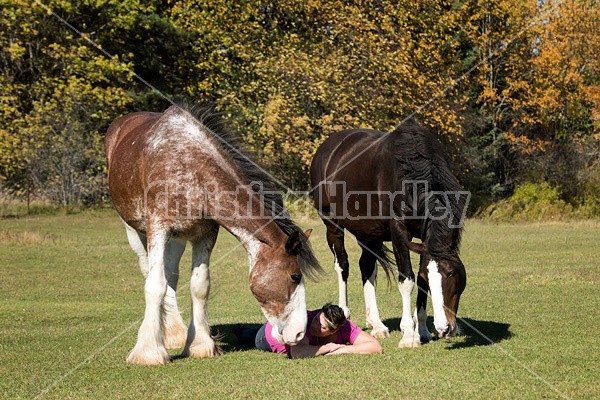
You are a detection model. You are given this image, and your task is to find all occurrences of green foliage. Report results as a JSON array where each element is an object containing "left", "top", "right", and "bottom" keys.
[
  {"left": 0, "top": 0, "right": 599, "bottom": 214},
  {"left": 482, "top": 181, "right": 572, "bottom": 221}
]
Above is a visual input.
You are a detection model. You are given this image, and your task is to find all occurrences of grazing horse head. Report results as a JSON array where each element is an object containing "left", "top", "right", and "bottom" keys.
[
  {"left": 409, "top": 188, "right": 467, "bottom": 339},
  {"left": 249, "top": 230, "right": 313, "bottom": 344},
  {"left": 412, "top": 228, "right": 466, "bottom": 338}
]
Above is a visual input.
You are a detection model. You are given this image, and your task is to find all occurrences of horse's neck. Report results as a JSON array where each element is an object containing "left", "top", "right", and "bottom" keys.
[
  {"left": 207, "top": 181, "right": 283, "bottom": 269},
  {"left": 189, "top": 134, "right": 285, "bottom": 268},
  {"left": 225, "top": 221, "right": 284, "bottom": 270}
]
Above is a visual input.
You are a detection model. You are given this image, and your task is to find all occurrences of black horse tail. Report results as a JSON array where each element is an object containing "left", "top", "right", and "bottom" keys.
[{"left": 362, "top": 242, "right": 396, "bottom": 290}]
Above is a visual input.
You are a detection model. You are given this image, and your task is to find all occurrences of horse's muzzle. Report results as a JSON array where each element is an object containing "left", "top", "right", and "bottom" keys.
[
  {"left": 439, "top": 323, "right": 459, "bottom": 339},
  {"left": 281, "top": 327, "right": 305, "bottom": 345}
]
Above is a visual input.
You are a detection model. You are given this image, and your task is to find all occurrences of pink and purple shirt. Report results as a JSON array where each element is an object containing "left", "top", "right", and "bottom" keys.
[{"left": 265, "top": 309, "right": 362, "bottom": 354}]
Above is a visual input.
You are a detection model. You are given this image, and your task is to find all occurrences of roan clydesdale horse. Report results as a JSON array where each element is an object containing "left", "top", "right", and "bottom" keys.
[
  {"left": 310, "top": 118, "right": 469, "bottom": 347},
  {"left": 105, "top": 100, "right": 321, "bottom": 365}
]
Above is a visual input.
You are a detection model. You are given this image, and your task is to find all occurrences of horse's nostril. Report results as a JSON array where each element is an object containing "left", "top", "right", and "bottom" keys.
[{"left": 295, "top": 331, "right": 304, "bottom": 342}]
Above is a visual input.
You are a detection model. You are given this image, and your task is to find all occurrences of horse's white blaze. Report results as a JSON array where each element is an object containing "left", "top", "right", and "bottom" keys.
[
  {"left": 427, "top": 260, "right": 448, "bottom": 336},
  {"left": 364, "top": 263, "right": 386, "bottom": 334},
  {"left": 398, "top": 278, "right": 415, "bottom": 340},
  {"left": 266, "top": 278, "right": 307, "bottom": 345},
  {"left": 333, "top": 251, "right": 350, "bottom": 317}
]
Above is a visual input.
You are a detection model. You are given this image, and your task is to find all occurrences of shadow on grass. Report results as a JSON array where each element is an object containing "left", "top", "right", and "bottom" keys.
[
  {"left": 171, "top": 317, "right": 512, "bottom": 360},
  {"left": 449, "top": 317, "right": 512, "bottom": 349},
  {"left": 382, "top": 317, "right": 512, "bottom": 349},
  {"left": 170, "top": 323, "right": 264, "bottom": 360}
]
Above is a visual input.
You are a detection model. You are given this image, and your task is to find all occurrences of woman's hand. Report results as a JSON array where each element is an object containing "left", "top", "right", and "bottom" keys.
[
  {"left": 326, "top": 344, "right": 349, "bottom": 355},
  {"left": 320, "top": 342, "right": 346, "bottom": 355}
]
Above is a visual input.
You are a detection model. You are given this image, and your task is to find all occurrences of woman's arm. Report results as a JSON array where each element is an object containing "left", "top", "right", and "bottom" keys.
[
  {"left": 328, "top": 331, "right": 382, "bottom": 355},
  {"left": 289, "top": 339, "right": 345, "bottom": 359}
]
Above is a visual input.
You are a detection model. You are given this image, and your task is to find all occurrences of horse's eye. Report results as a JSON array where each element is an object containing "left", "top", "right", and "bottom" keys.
[
  {"left": 290, "top": 274, "right": 302, "bottom": 284},
  {"left": 447, "top": 270, "right": 455, "bottom": 278}
]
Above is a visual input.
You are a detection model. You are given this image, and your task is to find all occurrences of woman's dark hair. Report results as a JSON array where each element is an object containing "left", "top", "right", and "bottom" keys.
[{"left": 321, "top": 303, "right": 346, "bottom": 331}]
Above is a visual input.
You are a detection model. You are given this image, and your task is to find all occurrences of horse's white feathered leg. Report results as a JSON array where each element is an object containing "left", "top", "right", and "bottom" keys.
[
  {"left": 364, "top": 263, "right": 390, "bottom": 338},
  {"left": 414, "top": 303, "right": 432, "bottom": 344},
  {"left": 182, "top": 227, "right": 222, "bottom": 358},
  {"left": 398, "top": 277, "right": 420, "bottom": 347},
  {"left": 127, "top": 228, "right": 170, "bottom": 365}
]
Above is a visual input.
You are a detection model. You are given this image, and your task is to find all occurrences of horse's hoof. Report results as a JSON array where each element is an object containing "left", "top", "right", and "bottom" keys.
[
  {"left": 418, "top": 332, "right": 433, "bottom": 344},
  {"left": 342, "top": 307, "right": 351, "bottom": 319},
  {"left": 126, "top": 345, "right": 170, "bottom": 365},
  {"left": 182, "top": 342, "right": 224, "bottom": 358},
  {"left": 373, "top": 329, "right": 391, "bottom": 339},
  {"left": 419, "top": 336, "right": 432, "bottom": 344},
  {"left": 398, "top": 340, "right": 421, "bottom": 348}
]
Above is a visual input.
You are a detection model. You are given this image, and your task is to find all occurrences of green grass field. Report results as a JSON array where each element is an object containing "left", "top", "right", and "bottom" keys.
[{"left": 1, "top": 209, "right": 599, "bottom": 399}]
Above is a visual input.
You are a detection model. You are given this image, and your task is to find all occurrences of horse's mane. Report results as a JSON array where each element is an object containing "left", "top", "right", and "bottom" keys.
[
  {"left": 172, "top": 98, "right": 323, "bottom": 280},
  {"left": 391, "top": 118, "right": 466, "bottom": 260}
]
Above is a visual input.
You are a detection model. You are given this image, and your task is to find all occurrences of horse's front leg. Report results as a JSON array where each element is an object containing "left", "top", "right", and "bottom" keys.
[
  {"left": 390, "top": 221, "right": 420, "bottom": 348},
  {"left": 182, "top": 225, "right": 223, "bottom": 358},
  {"left": 414, "top": 269, "right": 432, "bottom": 344},
  {"left": 127, "top": 227, "right": 170, "bottom": 365},
  {"left": 359, "top": 243, "right": 391, "bottom": 339}
]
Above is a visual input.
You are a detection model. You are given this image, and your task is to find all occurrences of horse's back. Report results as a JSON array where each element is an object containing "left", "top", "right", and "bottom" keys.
[
  {"left": 105, "top": 105, "right": 229, "bottom": 236},
  {"left": 104, "top": 111, "right": 162, "bottom": 167},
  {"left": 310, "top": 128, "right": 389, "bottom": 186},
  {"left": 105, "top": 110, "right": 171, "bottom": 232},
  {"left": 310, "top": 129, "right": 396, "bottom": 240}
]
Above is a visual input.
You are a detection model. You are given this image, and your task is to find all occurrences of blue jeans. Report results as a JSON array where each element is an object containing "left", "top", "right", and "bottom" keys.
[{"left": 241, "top": 323, "right": 271, "bottom": 352}]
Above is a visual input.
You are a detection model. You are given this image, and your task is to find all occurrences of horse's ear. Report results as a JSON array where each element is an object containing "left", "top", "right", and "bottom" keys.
[
  {"left": 285, "top": 231, "right": 303, "bottom": 255},
  {"left": 407, "top": 241, "right": 425, "bottom": 254},
  {"left": 304, "top": 229, "right": 312, "bottom": 239}
]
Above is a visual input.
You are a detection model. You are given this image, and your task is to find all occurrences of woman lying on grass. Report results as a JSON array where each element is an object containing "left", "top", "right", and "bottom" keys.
[{"left": 234, "top": 303, "right": 382, "bottom": 358}]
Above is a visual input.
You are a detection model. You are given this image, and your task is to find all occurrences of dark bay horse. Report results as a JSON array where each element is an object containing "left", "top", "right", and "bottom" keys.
[
  {"left": 105, "top": 100, "right": 321, "bottom": 365},
  {"left": 310, "top": 119, "right": 469, "bottom": 347}
]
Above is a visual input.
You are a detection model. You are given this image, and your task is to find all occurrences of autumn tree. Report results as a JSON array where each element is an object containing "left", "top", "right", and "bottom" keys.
[
  {"left": 1, "top": 0, "right": 598, "bottom": 216},
  {"left": 464, "top": 0, "right": 600, "bottom": 210},
  {"left": 167, "top": 0, "right": 478, "bottom": 189},
  {"left": 0, "top": 0, "right": 186, "bottom": 206}
]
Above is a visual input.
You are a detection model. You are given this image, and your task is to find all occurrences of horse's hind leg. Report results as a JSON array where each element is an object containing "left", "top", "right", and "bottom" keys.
[
  {"left": 127, "top": 226, "right": 170, "bottom": 365},
  {"left": 325, "top": 221, "right": 350, "bottom": 318},
  {"left": 125, "top": 222, "right": 149, "bottom": 277},
  {"left": 163, "top": 239, "right": 187, "bottom": 349},
  {"left": 182, "top": 224, "right": 223, "bottom": 358},
  {"left": 359, "top": 243, "right": 391, "bottom": 339}
]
